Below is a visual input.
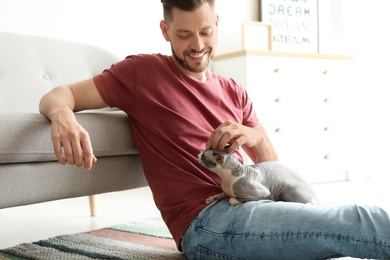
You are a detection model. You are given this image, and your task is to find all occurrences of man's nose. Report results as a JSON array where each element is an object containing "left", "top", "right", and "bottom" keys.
[{"left": 191, "top": 35, "right": 205, "bottom": 51}]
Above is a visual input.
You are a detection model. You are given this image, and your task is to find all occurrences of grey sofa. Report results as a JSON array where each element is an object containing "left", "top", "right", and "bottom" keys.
[{"left": 0, "top": 31, "right": 147, "bottom": 214}]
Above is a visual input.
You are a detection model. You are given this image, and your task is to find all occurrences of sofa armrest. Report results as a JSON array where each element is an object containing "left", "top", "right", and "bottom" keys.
[{"left": 0, "top": 111, "right": 138, "bottom": 164}]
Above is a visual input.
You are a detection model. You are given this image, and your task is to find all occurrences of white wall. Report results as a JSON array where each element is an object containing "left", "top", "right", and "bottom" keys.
[
  {"left": 0, "top": 0, "right": 171, "bottom": 57},
  {"left": 215, "top": 0, "right": 259, "bottom": 55},
  {"left": 0, "top": 0, "right": 258, "bottom": 57},
  {"left": 340, "top": 0, "right": 390, "bottom": 180},
  {"left": 2, "top": 0, "right": 387, "bottom": 70},
  {"left": 1, "top": 0, "right": 390, "bottom": 179}
]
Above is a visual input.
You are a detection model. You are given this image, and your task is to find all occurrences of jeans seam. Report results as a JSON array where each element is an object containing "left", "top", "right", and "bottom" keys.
[
  {"left": 198, "top": 229, "right": 389, "bottom": 248},
  {"left": 198, "top": 200, "right": 221, "bottom": 228}
]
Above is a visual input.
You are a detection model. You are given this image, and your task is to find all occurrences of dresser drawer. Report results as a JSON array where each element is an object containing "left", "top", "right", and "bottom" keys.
[{"left": 213, "top": 52, "right": 352, "bottom": 183}]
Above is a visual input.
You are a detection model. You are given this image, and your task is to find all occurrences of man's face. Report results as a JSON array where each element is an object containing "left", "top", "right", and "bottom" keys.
[{"left": 161, "top": 3, "right": 219, "bottom": 78}]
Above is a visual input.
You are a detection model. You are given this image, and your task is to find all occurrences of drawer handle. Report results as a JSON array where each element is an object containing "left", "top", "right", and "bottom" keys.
[
  {"left": 323, "top": 154, "right": 331, "bottom": 160},
  {"left": 274, "top": 97, "right": 281, "bottom": 103},
  {"left": 323, "top": 98, "right": 330, "bottom": 103},
  {"left": 324, "top": 126, "right": 330, "bottom": 132},
  {"left": 323, "top": 70, "right": 329, "bottom": 75},
  {"left": 274, "top": 68, "right": 280, "bottom": 73}
]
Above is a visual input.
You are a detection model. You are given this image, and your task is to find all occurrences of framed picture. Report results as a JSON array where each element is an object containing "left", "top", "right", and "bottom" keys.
[{"left": 259, "top": 0, "right": 319, "bottom": 53}]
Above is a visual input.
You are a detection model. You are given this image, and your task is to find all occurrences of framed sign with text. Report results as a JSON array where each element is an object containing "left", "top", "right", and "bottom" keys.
[{"left": 259, "top": 0, "right": 319, "bottom": 53}]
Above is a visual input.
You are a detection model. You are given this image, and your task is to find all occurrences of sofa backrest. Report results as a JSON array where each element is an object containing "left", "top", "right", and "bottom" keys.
[{"left": 0, "top": 32, "right": 120, "bottom": 113}]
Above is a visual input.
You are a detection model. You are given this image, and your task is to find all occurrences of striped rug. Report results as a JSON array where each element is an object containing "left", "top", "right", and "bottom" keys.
[{"left": 0, "top": 219, "right": 185, "bottom": 259}]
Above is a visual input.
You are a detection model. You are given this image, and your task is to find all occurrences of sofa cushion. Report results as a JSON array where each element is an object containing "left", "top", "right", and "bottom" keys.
[
  {"left": 0, "top": 31, "right": 120, "bottom": 113},
  {"left": 0, "top": 112, "right": 138, "bottom": 164}
]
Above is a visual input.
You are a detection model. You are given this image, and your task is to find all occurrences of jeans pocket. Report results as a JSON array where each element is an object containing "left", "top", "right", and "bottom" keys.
[{"left": 195, "top": 245, "right": 245, "bottom": 260}]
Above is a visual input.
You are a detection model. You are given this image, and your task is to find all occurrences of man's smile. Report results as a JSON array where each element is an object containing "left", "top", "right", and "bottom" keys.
[{"left": 187, "top": 50, "right": 208, "bottom": 60}]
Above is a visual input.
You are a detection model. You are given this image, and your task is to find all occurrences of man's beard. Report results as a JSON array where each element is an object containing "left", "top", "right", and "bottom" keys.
[{"left": 171, "top": 47, "right": 211, "bottom": 73}]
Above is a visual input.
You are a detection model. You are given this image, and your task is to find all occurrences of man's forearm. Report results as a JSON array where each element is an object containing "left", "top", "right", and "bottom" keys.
[{"left": 243, "top": 124, "right": 278, "bottom": 163}]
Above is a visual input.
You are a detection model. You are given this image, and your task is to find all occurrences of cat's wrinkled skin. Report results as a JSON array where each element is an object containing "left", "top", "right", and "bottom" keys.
[{"left": 198, "top": 149, "right": 319, "bottom": 206}]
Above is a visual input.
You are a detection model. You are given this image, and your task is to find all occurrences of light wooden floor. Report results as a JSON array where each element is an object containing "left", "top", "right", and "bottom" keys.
[{"left": 1, "top": 179, "right": 390, "bottom": 249}]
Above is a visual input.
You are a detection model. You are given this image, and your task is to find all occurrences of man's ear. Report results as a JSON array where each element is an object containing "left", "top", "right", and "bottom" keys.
[
  {"left": 160, "top": 20, "right": 170, "bottom": 42},
  {"left": 215, "top": 13, "right": 220, "bottom": 28}
]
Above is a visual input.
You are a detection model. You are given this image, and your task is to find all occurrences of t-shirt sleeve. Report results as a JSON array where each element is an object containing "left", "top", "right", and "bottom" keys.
[
  {"left": 231, "top": 78, "right": 259, "bottom": 128},
  {"left": 242, "top": 89, "right": 259, "bottom": 128},
  {"left": 93, "top": 57, "right": 137, "bottom": 111},
  {"left": 93, "top": 72, "right": 114, "bottom": 107}
]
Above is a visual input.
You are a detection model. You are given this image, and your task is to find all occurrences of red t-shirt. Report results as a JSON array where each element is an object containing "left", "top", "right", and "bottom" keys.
[{"left": 93, "top": 54, "right": 259, "bottom": 248}]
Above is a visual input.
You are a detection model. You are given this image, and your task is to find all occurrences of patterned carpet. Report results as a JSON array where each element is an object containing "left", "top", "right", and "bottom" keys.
[
  {"left": 0, "top": 218, "right": 371, "bottom": 260},
  {"left": 0, "top": 219, "right": 185, "bottom": 259}
]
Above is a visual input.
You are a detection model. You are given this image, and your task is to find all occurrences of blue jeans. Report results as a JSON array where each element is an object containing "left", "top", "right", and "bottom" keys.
[{"left": 181, "top": 199, "right": 390, "bottom": 259}]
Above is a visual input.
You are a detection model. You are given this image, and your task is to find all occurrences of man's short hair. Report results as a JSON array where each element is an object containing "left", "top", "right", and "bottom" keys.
[{"left": 161, "top": 0, "right": 215, "bottom": 23}]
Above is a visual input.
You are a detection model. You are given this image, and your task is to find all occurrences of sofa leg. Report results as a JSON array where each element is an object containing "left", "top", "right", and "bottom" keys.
[{"left": 89, "top": 195, "right": 97, "bottom": 216}]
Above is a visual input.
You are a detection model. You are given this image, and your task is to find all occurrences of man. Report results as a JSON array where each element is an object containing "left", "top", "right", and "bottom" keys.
[{"left": 40, "top": 0, "right": 390, "bottom": 259}]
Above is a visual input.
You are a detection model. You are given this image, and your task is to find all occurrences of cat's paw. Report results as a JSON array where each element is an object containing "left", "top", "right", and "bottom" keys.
[
  {"left": 205, "top": 196, "right": 217, "bottom": 204},
  {"left": 205, "top": 192, "right": 228, "bottom": 204},
  {"left": 229, "top": 197, "right": 241, "bottom": 206}
]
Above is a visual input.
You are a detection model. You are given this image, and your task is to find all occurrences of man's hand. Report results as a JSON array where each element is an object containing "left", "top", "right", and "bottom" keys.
[
  {"left": 206, "top": 121, "right": 278, "bottom": 163},
  {"left": 51, "top": 108, "right": 97, "bottom": 171},
  {"left": 206, "top": 120, "right": 261, "bottom": 153},
  {"left": 40, "top": 80, "right": 107, "bottom": 171}
]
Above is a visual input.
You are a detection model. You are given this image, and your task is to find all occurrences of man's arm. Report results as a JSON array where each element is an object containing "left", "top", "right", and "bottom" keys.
[
  {"left": 206, "top": 121, "right": 278, "bottom": 163},
  {"left": 39, "top": 78, "right": 108, "bottom": 170},
  {"left": 241, "top": 124, "right": 278, "bottom": 163}
]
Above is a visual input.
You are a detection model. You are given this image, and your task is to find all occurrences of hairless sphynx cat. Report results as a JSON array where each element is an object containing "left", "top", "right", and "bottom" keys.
[{"left": 198, "top": 148, "right": 319, "bottom": 206}]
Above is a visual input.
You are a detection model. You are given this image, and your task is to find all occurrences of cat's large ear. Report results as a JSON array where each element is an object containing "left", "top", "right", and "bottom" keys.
[{"left": 214, "top": 153, "right": 224, "bottom": 165}]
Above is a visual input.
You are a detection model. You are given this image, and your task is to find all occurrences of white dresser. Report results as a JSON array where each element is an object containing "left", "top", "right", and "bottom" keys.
[{"left": 212, "top": 51, "right": 353, "bottom": 183}]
